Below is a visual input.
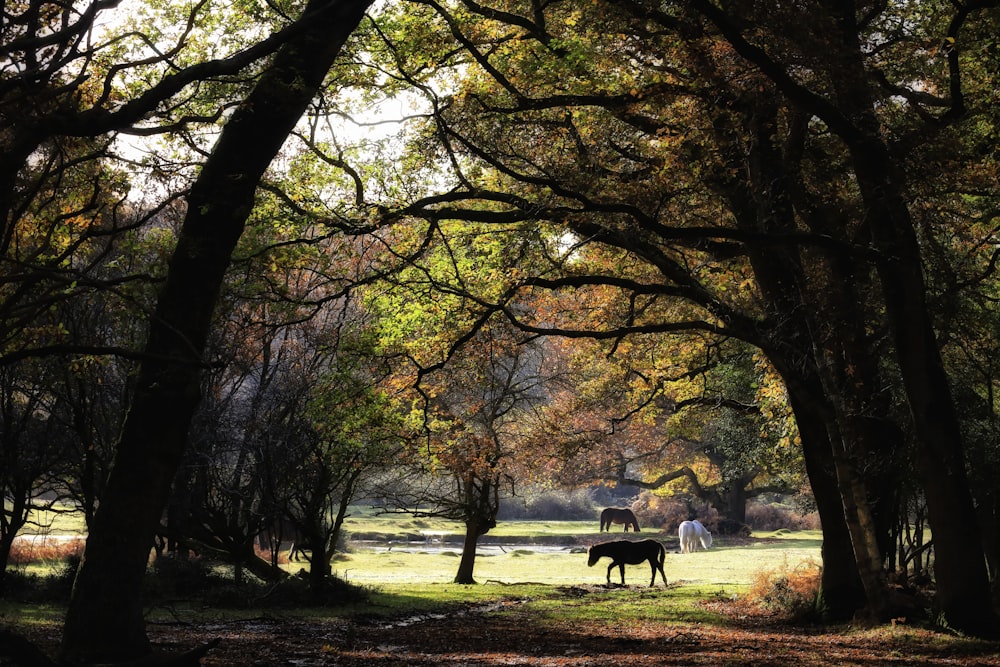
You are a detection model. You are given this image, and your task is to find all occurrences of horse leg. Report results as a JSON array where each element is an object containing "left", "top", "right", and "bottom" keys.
[
  {"left": 649, "top": 557, "right": 667, "bottom": 586},
  {"left": 657, "top": 545, "right": 668, "bottom": 585},
  {"left": 606, "top": 562, "right": 614, "bottom": 585},
  {"left": 618, "top": 563, "right": 626, "bottom": 585}
]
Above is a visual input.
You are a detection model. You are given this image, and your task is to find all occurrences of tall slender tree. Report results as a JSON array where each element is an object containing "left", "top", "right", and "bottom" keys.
[{"left": 59, "top": 1, "right": 375, "bottom": 661}]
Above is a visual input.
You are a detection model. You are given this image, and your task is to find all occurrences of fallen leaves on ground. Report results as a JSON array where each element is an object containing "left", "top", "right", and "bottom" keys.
[
  {"left": 12, "top": 588, "right": 1000, "bottom": 666},
  {"left": 144, "top": 593, "right": 1000, "bottom": 666}
]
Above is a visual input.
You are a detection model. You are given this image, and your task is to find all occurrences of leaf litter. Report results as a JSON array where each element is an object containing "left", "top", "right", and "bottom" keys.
[
  {"left": 154, "top": 590, "right": 1000, "bottom": 666},
  {"left": 13, "top": 587, "right": 1000, "bottom": 666}
]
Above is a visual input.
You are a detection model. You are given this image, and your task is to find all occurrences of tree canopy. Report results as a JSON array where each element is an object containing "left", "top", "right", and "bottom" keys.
[{"left": 2, "top": 0, "right": 1000, "bottom": 661}]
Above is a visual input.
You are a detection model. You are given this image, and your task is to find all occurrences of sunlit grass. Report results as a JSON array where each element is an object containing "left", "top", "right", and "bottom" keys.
[
  {"left": 342, "top": 514, "right": 603, "bottom": 540},
  {"left": 524, "top": 585, "right": 730, "bottom": 626},
  {"left": 332, "top": 530, "right": 821, "bottom": 591},
  {"left": 331, "top": 545, "right": 591, "bottom": 586},
  {"left": 11, "top": 505, "right": 824, "bottom": 594},
  {"left": 17, "top": 504, "right": 86, "bottom": 535}
]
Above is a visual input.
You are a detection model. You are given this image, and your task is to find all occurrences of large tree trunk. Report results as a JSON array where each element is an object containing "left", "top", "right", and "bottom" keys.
[
  {"left": 807, "top": 245, "right": 908, "bottom": 623},
  {"left": 789, "top": 396, "right": 866, "bottom": 620},
  {"left": 866, "top": 193, "right": 999, "bottom": 635},
  {"left": 710, "top": 89, "right": 877, "bottom": 621},
  {"left": 824, "top": 420, "right": 890, "bottom": 621},
  {"left": 722, "top": 480, "right": 748, "bottom": 525},
  {"left": 829, "top": 19, "right": 997, "bottom": 634},
  {"left": 454, "top": 474, "right": 499, "bottom": 585},
  {"left": 307, "top": 529, "right": 332, "bottom": 595},
  {"left": 59, "top": 2, "right": 373, "bottom": 662}
]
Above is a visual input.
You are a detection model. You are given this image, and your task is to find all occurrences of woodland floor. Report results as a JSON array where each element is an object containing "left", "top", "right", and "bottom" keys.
[{"left": 16, "top": 587, "right": 1000, "bottom": 666}]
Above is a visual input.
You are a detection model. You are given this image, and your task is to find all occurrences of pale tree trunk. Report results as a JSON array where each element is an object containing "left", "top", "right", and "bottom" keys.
[{"left": 59, "top": 1, "right": 374, "bottom": 662}]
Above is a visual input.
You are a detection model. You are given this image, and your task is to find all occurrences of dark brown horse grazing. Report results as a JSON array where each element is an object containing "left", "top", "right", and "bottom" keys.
[
  {"left": 257, "top": 517, "right": 307, "bottom": 562},
  {"left": 587, "top": 539, "right": 667, "bottom": 587},
  {"left": 600, "top": 507, "right": 640, "bottom": 532}
]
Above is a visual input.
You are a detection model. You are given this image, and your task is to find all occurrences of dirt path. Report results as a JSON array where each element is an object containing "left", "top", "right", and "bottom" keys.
[
  {"left": 11, "top": 587, "right": 1000, "bottom": 666},
  {"left": 132, "top": 596, "right": 1000, "bottom": 667}
]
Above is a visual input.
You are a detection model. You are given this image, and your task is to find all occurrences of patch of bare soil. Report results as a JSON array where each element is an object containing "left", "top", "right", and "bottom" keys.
[
  {"left": 10, "top": 588, "right": 1000, "bottom": 666},
  {"left": 134, "top": 592, "right": 1000, "bottom": 667}
]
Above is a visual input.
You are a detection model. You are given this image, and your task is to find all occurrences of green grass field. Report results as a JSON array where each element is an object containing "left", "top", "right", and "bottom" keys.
[
  {"left": 333, "top": 510, "right": 821, "bottom": 590},
  {"left": 283, "top": 524, "right": 823, "bottom": 627}
]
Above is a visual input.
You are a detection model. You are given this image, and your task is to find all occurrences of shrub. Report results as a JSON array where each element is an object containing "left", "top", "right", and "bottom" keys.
[
  {"left": 498, "top": 489, "right": 596, "bottom": 520},
  {"left": 746, "top": 557, "right": 821, "bottom": 618},
  {"left": 8, "top": 535, "right": 85, "bottom": 565},
  {"left": 628, "top": 492, "right": 686, "bottom": 530},
  {"left": 150, "top": 555, "right": 216, "bottom": 596},
  {"left": 630, "top": 492, "right": 721, "bottom": 533},
  {"left": 745, "top": 502, "right": 820, "bottom": 531},
  {"left": 146, "top": 556, "right": 369, "bottom": 608},
  {"left": 1, "top": 554, "right": 80, "bottom": 602}
]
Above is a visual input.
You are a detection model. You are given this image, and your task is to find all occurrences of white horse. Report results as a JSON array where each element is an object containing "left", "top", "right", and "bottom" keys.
[{"left": 678, "top": 520, "right": 713, "bottom": 553}]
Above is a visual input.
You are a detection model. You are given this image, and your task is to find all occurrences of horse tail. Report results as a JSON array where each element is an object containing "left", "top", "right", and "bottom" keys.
[{"left": 656, "top": 541, "right": 667, "bottom": 586}]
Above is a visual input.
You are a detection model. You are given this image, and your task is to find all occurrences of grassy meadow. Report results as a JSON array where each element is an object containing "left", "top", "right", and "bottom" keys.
[{"left": 331, "top": 509, "right": 821, "bottom": 594}]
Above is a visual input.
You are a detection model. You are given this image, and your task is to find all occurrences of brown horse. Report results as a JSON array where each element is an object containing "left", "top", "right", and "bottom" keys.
[
  {"left": 587, "top": 539, "right": 667, "bottom": 587},
  {"left": 257, "top": 517, "right": 307, "bottom": 562},
  {"left": 600, "top": 507, "right": 640, "bottom": 532}
]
